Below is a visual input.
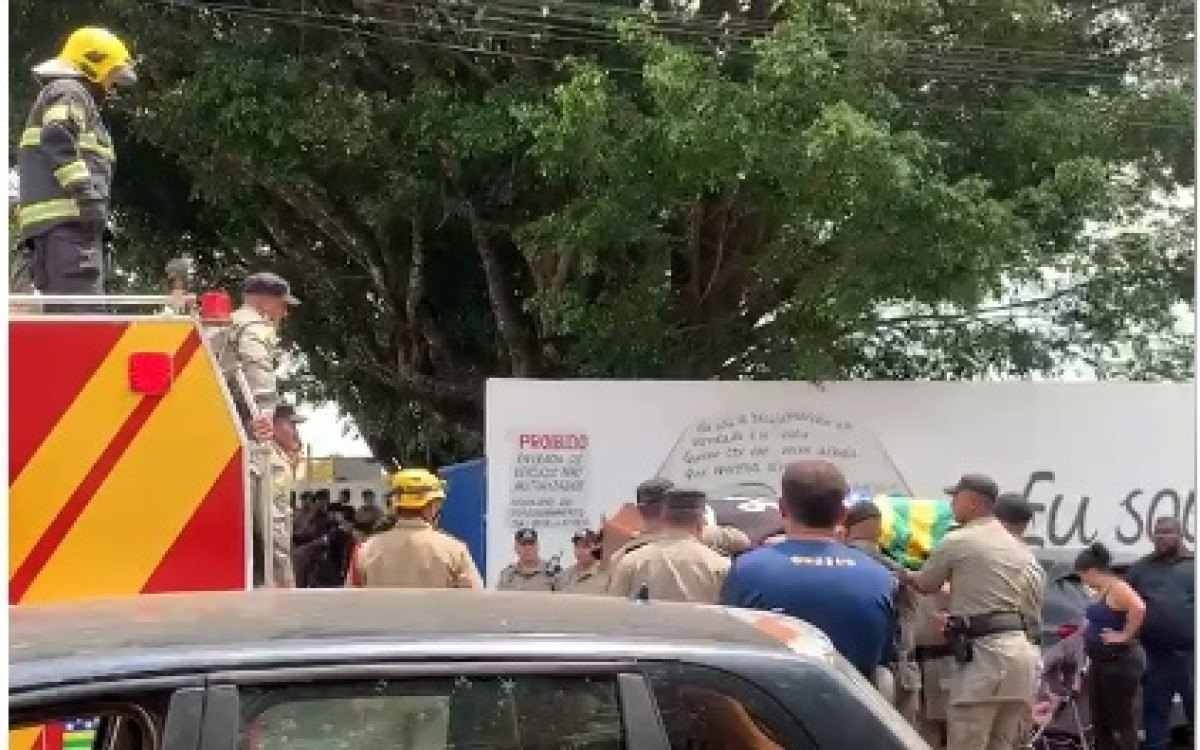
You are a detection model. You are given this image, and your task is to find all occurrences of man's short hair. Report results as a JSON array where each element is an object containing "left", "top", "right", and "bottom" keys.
[
  {"left": 994, "top": 493, "right": 1034, "bottom": 524},
  {"left": 662, "top": 488, "right": 706, "bottom": 526},
  {"left": 636, "top": 478, "right": 673, "bottom": 507},
  {"left": 780, "top": 460, "right": 849, "bottom": 529},
  {"left": 843, "top": 500, "right": 881, "bottom": 529}
]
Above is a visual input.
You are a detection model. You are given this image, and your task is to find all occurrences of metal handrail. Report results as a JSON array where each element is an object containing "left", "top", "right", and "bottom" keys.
[{"left": 8, "top": 294, "right": 196, "bottom": 306}]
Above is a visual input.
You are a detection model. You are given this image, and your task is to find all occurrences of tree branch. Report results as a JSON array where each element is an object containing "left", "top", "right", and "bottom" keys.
[{"left": 461, "top": 198, "right": 539, "bottom": 376}]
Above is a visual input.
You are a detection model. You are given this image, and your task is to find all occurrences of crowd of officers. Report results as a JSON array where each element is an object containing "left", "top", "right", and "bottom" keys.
[
  {"left": 272, "top": 455, "right": 1040, "bottom": 750},
  {"left": 211, "top": 270, "right": 1189, "bottom": 750}
]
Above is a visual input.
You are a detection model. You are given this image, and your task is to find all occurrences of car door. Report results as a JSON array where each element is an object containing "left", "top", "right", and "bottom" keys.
[
  {"left": 9, "top": 682, "right": 205, "bottom": 750},
  {"left": 197, "top": 661, "right": 672, "bottom": 750}
]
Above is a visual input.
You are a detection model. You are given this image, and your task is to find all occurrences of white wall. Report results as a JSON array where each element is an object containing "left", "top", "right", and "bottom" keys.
[{"left": 485, "top": 380, "right": 1195, "bottom": 586}]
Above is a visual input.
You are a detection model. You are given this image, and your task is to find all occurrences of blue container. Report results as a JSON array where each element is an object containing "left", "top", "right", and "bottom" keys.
[{"left": 438, "top": 458, "right": 487, "bottom": 578}]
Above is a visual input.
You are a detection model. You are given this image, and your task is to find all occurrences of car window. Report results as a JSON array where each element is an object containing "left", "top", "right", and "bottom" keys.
[
  {"left": 239, "top": 675, "right": 624, "bottom": 750},
  {"left": 644, "top": 663, "right": 815, "bottom": 750}
]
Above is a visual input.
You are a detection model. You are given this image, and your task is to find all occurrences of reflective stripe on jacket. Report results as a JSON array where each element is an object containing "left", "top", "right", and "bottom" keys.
[{"left": 17, "top": 77, "right": 115, "bottom": 240}]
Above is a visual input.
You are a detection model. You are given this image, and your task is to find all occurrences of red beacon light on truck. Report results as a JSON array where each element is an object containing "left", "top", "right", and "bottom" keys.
[
  {"left": 199, "top": 290, "right": 233, "bottom": 324},
  {"left": 128, "top": 352, "right": 173, "bottom": 395}
]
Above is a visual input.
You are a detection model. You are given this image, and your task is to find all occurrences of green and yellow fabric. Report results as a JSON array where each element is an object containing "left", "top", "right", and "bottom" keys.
[
  {"left": 62, "top": 719, "right": 97, "bottom": 750},
  {"left": 875, "top": 495, "right": 955, "bottom": 570}
]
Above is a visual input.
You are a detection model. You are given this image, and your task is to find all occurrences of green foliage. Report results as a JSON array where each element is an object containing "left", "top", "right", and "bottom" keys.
[{"left": 9, "top": 0, "right": 1194, "bottom": 463}]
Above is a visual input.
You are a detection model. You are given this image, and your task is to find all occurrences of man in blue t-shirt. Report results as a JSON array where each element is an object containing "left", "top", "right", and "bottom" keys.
[{"left": 720, "top": 460, "right": 897, "bottom": 677}]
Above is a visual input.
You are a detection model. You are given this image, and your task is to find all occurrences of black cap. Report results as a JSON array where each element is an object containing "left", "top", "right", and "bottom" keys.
[
  {"left": 844, "top": 500, "right": 882, "bottom": 529},
  {"left": 273, "top": 403, "right": 306, "bottom": 424},
  {"left": 994, "top": 493, "right": 1034, "bottom": 523},
  {"left": 636, "top": 478, "right": 674, "bottom": 507},
  {"left": 665, "top": 488, "right": 707, "bottom": 510},
  {"left": 944, "top": 474, "right": 999, "bottom": 503},
  {"left": 515, "top": 528, "right": 538, "bottom": 544},
  {"left": 243, "top": 272, "right": 300, "bottom": 305},
  {"left": 571, "top": 529, "right": 598, "bottom": 544}
]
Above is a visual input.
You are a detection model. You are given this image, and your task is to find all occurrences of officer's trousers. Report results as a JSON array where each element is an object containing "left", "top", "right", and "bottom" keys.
[
  {"left": 27, "top": 222, "right": 104, "bottom": 295},
  {"left": 946, "top": 701, "right": 1026, "bottom": 750}
]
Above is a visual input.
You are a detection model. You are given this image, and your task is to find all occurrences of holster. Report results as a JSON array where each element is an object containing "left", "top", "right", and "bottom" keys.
[
  {"left": 944, "top": 616, "right": 974, "bottom": 664},
  {"left": 944, "top": 611, "right": 1029, "bottom": 664}
]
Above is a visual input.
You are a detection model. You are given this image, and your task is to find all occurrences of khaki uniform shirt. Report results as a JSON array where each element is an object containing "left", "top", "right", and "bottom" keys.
[
  {"left": 557, "top": 562, "right": 611, "bottom": 594},
  {"left": 700, "top": 525, "right": 752, "bottom": 556},
  {"left": 225, "top": 306, "right": 280, "bottom": 414},
  {"left": 497, "top": 562, "right": 559, "bottom": 591},
  {"left": 609, "top": 532, "right": 658, "bottom": 571},
  {"left": 607, "top": 529, "right": 731, "bottom": 603},
  {"left": 268, "top": 443, "right": 296, "bottom": 588},
  {"left": 914, "top": 517, "right": 1044, "bottom": 705},
  {"left": 349, "top": 519, "right": 482, "bottom": 589}
]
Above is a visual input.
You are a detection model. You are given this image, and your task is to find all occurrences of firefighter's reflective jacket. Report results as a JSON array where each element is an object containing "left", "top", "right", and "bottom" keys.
[{"left": 17, "top": 77, "right": 114, "bottom": 240}]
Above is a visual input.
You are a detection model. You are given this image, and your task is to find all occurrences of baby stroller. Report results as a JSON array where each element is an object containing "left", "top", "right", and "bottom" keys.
[{"left": 1027, "top": 624, "right": 1093, "bottom": 750}]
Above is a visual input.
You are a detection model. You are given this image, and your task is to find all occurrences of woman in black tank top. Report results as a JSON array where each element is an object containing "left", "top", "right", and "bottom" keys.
[{"left": 1075, "top": 543, "right": 1147, "bottom": 750}]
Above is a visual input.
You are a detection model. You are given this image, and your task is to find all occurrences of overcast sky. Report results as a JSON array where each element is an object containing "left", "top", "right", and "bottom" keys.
[{"left": 296, "top": 402, "right": 372, "bottom": 457}]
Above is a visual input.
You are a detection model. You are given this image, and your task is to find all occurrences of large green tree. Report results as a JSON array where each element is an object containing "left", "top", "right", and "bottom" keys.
[{"left": 10, "top": 0, "right": 1195, "bottom": 464}]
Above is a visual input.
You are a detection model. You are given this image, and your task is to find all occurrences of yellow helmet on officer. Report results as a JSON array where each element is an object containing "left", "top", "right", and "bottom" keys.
[
  {"left": 388, "top": 468, "right": 446, "bottom": 511},
  {"left": 33, "top": 27, "right": 138, "bottom": 91}
]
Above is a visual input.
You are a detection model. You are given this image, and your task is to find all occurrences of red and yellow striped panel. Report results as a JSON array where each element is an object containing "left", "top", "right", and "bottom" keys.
[
  {"left": 8, "top": 318, "right": 247, "bottom": 605},
  {"left": 9, "top": 727, "right": 48, "bottom": 750}
]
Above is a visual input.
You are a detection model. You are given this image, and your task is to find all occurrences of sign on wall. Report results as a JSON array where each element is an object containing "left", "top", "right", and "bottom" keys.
[{"left": 484, "top": 380, "right": 1196, "bottom": 586}]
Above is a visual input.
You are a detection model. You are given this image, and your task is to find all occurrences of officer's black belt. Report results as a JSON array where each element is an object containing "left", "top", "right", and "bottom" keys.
[
  {"left": 912, "top": 644, "right": 954, "bottom": 662},
  {"left": 961, "top": 611, "right": 1026, "bottom": 637}
]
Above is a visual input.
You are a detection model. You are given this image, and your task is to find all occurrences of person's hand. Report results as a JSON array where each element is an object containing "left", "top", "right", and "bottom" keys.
[
  {"left": 251, "top": 415, "right": 274, "bottom": 441},
  {"left": 1100, "top": 629, "right": 1129, "bottom": 645}
]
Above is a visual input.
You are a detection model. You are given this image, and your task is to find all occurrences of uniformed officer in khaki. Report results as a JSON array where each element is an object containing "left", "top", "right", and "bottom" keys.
[
  {"left": 910, "top": 585, "right": 955, "bottom": 749},
  {"left": 902, "top": 474, "right": 1044, "bottom": 750},
  {"left": 556, "top": 529, "right": 610, "bottom": 594},
  {"left": 267, "top": 404, "right": 304, "bottom": 588},
  {"left": 221, "top": 272, "right": 298, "bottom": 434},
  {"left": 609, "top": 478, "right": 672, "bottom": 569},
  {"left": 607, "top": 488, "right": 730, "bottom": 603},
  {"left": 347, "top": 468, "right": 482, "bottom": 589},
  {"left": 497, "top": 528, "right": 559, "bottom": 591},
  {"left": 995, "top": 493, "right": 1044, "bottom": 643},
  {"left": 843, "top": 501, "right": 910, "bottom": 708},
  {"left": 843, "top": 499, "right": 956, "bottom": 746}
]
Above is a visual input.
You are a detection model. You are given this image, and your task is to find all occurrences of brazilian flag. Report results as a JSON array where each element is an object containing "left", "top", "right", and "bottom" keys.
[
  {"left": 875, "top": 496, "right": 955, "bottom": 570},
  {"left": 63, "top": 718, "right": 98, "bottom": 750}
]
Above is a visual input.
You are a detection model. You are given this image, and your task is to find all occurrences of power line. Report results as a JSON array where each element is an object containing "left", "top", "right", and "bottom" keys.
[
  {"left": 150, "top": 0, "right": 632, "bottom": 66},
  {"left": 145, "top": 0, "right": 1195, "bottom": 126},
  {"left": 364, "top": 0, "right": 1195, "bottom": 42},
  {"left": 363, "top": 0, "right": 1197, "bottom": 60},
  {"left": 165, "top": 0, "right": 1195, "bottom": 68},
  {"left": 160, "top": 0, "right": 1177, "bottom": 87}
]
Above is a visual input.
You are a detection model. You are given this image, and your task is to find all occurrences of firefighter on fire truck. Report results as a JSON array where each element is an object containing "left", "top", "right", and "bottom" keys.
[{"left": 16, "top": 27, "right": 137, "bottom": 295}]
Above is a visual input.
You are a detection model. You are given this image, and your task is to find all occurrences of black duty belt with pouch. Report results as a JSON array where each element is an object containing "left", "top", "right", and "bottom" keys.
[
  {"left": 912, "top": 644, "right": 955, "bottom": 662},
  {"left": 944, "top": 611, "right": 1029, "bottom": 664}
]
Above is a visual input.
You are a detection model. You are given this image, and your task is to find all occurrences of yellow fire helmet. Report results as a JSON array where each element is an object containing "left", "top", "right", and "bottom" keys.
[
  {"left": 388, "top": 468, "right": 447, "bottom": 510},
  {"left": 34, "top": 27, "right": 137, "bottom": 89}
]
